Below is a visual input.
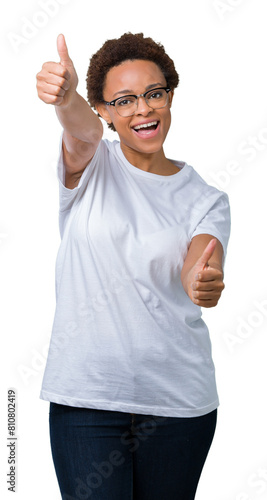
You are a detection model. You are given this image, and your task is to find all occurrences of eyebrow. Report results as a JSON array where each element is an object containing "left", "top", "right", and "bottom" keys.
[{"left": 113, "top": 82, "right": 166, "bottom": 98}]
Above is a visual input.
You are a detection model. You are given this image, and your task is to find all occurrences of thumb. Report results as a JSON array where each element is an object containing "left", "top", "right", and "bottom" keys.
[
  {"left": 57, "top": 34, "right": 71, "bottom": 66},
  {"left": 197, "top": 238, "right": 217, "bottom": 270}
]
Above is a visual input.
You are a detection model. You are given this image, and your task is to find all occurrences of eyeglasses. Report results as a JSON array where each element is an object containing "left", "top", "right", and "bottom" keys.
[{"left": 103, "top": 87, "right": 172, "bottom": 117}]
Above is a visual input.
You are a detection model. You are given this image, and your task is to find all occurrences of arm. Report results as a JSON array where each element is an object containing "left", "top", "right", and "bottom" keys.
[
  {"left": 181, "top": 234, "right": 225, "bottom": 308},
  {"left": 57, "top": 93, "right": 103, "bottom": 189},
  {"left": 36, "top": 34, "right": 103, "bottom": 189}
]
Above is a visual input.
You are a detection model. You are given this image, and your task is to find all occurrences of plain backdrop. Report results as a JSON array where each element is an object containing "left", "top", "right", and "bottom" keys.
[{"left": 1, "top": 1, "right": 267, "bottom": 499}]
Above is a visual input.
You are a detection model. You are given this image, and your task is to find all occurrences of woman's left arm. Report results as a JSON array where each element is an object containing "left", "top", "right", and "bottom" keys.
[{"left": 181, "top": 234, "right": 225, "bottom": 308}]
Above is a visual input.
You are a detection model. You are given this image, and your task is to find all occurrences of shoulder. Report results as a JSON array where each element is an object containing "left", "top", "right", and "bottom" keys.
[
  {"left": 184, "top": 163, "right": 230, "bottom": 206},
  {"left": 185, "top": 163, "right": 219, "bottom": 191},
  {"left": 101, "top": 138, "right": 120, "bottom": 154}
]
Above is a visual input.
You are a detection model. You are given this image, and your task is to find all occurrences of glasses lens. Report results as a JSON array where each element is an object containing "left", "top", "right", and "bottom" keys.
[
  {"left": 114, "top": 89, "right": 170, "bottom": 117},
  {"left": 145, "top": 89, "right": 168, "bottom": 109},
  {"left": 115, "top": 96, "right": 136, "bottom": 117}
]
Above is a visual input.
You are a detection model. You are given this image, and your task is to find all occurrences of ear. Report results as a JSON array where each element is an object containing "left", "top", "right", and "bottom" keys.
[
  {"left": 168, "top": 90, "right": 174, "bottom": 108},
  {"left": 95, "top": 102, "right": 113, "bottom": 125}
]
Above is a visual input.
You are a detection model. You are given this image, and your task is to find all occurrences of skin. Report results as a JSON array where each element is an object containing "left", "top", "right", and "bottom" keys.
[
  {"left": 181, "top": 236, "right": 225, "bottom": 308},
  {"left": 36, "top": 34, "right": 103, "bottom": 188},
  {"left": 96, "top": 60, "right": 178, "bottom": 176},
  {"left": 36, "top": 34, "right": 225, "bottom": 308}
]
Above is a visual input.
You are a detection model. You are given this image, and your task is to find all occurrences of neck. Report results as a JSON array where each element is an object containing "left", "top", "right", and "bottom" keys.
[{"left": 120, "top": 144, "right": 180, "bottom": 176}]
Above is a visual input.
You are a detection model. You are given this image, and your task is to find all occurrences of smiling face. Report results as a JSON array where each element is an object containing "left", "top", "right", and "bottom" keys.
[{"left": 96, "top": 59, "right": 173, "bottom": 163}]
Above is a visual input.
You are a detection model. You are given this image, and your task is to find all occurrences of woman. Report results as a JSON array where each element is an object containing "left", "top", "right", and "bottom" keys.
[{"left": 36, "top": 32, "right": 230, "bottom": 500}]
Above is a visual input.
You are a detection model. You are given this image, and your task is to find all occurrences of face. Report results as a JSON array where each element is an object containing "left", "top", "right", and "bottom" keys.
[{"left": 96, "top": 60, "right": 173, "bottom": 158}]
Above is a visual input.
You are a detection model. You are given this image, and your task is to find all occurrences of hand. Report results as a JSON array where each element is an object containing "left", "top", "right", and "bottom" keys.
[
  {"left": 36, "top": 34, "right": 78, "bottom": 107},
  {"left": 186, "top": 239, "right": 225, "bottom": 308}
]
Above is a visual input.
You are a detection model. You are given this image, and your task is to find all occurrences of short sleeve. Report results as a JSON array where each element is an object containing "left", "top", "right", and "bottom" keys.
[{"left": 191, "top": 193, "right": 231, "bottom": 262}]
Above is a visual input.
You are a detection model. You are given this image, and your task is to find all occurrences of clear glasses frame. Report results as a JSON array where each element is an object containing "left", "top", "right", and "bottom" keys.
[{"left": 103, "top": 87, "right": 172, "bottom": 117}]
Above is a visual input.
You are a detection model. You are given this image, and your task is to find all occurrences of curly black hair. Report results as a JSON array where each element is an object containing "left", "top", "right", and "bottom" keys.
[{"left": 86, "top": 32, "right": 179, "bottom": 131}]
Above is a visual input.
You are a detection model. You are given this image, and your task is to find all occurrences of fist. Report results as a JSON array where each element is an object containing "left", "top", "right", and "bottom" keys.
[
  {"left": 185, "top": 238, "right": 225, "bottom": 308},
  {"left": 36, "top": 34, "right": 78, "bottom": 107}
]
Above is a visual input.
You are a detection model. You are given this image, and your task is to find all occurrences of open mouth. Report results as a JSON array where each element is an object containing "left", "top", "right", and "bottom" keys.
[{"left": 132, "top": 121, "right": 160, "bottom": 137}]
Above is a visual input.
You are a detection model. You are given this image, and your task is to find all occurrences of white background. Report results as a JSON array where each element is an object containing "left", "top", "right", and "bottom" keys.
[{"left": 1, "top": 0, "right": 267, "bottom": 499}]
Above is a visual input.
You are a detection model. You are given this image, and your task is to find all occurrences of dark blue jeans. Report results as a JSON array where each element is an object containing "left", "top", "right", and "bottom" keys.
[{"left": 49, "top": 403, "right": 217, "bottom": 500}]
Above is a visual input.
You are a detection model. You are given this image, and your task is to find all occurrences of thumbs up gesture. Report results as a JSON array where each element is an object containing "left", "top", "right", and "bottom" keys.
[
  {"left": 181, "top": 237, "right": 225, "bottom": 308},
  {"left": 36, "top": 34, "right": 78, "bottom": 107}
]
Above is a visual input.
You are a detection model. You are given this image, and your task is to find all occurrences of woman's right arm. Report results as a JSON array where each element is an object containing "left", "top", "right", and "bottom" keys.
[{"left": 36, "top": 34, "right": 103, "bottom": 189}]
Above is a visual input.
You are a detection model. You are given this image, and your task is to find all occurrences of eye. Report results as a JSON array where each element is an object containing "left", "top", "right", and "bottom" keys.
[
  {"left": 148, "top": 90, "right": 164, "bottom": 100},
  {"left": 117, "top": 96, "right": 136, "bottom": 107}
]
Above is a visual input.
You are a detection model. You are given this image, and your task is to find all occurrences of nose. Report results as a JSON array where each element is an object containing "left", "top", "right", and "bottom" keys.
[{"left": 135, "top": 96, "right": 152, "bottom": 115}]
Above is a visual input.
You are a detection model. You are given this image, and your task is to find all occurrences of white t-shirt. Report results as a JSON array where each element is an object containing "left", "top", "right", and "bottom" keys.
[{"left": 40, "top": 138, "right": 231, "bottom": 418}]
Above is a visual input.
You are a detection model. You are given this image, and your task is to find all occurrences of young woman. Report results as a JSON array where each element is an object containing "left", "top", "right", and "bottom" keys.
[{"left": 36, "top": 32, "right": 230, "bottom": 500}]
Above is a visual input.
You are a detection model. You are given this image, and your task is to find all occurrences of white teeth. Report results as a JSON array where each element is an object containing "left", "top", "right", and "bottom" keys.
[{"left": 134, "top": 121, "right": 158, "bottom": 131}]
